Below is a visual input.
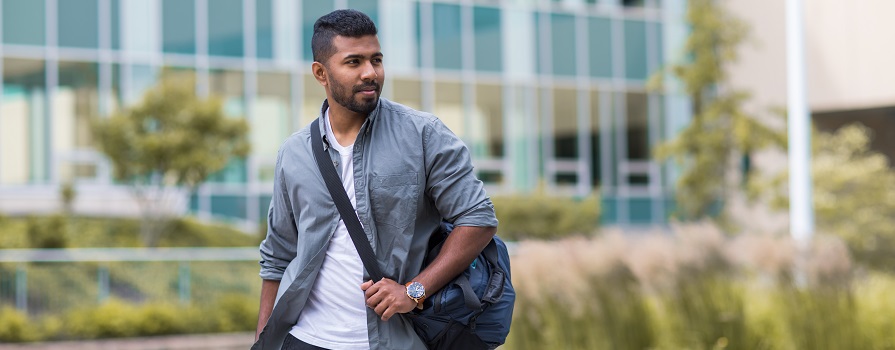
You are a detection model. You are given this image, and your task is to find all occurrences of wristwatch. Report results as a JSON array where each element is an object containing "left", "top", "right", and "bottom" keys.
[{"left": 405, "top": 281, "right": 426, "bottom": 309}]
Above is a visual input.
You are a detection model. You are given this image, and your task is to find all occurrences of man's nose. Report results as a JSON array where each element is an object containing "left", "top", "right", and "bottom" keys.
[{"left": 360, "top": 61, "right": 378, "bottom": 81}]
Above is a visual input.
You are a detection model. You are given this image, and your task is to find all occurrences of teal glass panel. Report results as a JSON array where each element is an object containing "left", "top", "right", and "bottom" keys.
[
  {"left": 208, "top": 158, "right": 247, "bottom": 184},
  {"left": 208, "top": 0, "right": 244, "bottom": 57},
  {"left": 588, "top": 17, "right": 612, "bottom": 78},
  {"left": 189, "top": 193, "right": 199, "bottom": 212},
  {"left": 3, "top": 0, "right": 45, "bottom": 45},
  {"left": 302, "top": 0, "right": 335, "bottom": 62},
  {"left": 473, "top": 6, "right": 501, "bottom": 72},
  {"left": 551, "top": 13, "right": 576, "bottom": 76},
  {"left": 600, "top": 197, "right": 617, "bottom": 224},
  {"left": 415, "top": 2, "right": 422, "bottom": 68},
  {"left": 256, "top": 0, "right": 273, "bottom": 58},
  {"left": 162, "top": 0, "right": 196, "bottom": 55},
  {"left": 58, "top": 0, "right": 99, "bottom": 48},
  {"left": 652, "top": 21, "right": 664, "bottom": 71},
  {"left": 624, "top": 19, "right": 648, "bottom": 80},
  {"left": 211, "top": 195, "right": 247, "bottom": 219},
  {"left": 534, "top": 13, "right": 541, "bottom": 74},
  {"left": 629, "top": 197, "right": 653, "bottom": 224},
  {"left": 163, "top": 0, "right": 196, "bottom": 54},
  {"left": 432, "top": 3, "right": 461, "bottom": 70},
  {"left": 347, "top": 0, "right": 378, "bottom": 26},
  {"left": 111, "top": 0, "right": 120, "bottom": 49}
]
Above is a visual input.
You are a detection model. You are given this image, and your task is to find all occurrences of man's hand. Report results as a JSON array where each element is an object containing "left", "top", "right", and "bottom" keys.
[{"left": 361, "top": 278, "right": 417, "bottom": 321}]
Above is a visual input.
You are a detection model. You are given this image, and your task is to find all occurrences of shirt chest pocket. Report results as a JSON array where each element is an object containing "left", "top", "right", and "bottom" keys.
[{"left": 370, "top": 173, "right": 419, "bottom": 229}]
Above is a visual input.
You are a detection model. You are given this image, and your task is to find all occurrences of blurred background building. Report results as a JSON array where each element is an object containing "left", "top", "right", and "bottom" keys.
[{"left": 0, "top": 0, "right": 689, "bottom": 229}]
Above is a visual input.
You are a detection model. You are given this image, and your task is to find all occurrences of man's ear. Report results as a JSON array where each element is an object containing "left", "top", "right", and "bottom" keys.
[{"left": 312, "top": 62, "right": 328, "bottom": 86}]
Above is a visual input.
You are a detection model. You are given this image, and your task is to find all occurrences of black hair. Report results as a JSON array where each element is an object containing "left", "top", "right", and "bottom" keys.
[{"left": 311, "top": 9, "right": 378, "bottom": 64}]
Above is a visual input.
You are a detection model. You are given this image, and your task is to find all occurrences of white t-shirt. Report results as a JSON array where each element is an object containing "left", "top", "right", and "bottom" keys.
[{"left": 290, "top": 111, "right": 368, "bottom": 349}]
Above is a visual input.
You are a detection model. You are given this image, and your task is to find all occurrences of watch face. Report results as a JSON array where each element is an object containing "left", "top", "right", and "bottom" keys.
[{"left": 407, "top": 282, "right": 425, "bottom": 299}]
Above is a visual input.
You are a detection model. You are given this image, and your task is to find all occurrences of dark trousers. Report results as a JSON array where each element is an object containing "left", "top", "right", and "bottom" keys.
[{"left": 281, "top": 334, "right": 330, "bottom": 350}]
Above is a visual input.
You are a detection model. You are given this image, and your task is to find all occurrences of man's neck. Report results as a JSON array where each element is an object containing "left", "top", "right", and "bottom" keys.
[{"left": 326, "top": 102, "right": 366, "bottom": 147}]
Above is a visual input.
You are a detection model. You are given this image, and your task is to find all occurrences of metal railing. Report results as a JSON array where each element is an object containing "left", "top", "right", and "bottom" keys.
[{"left": 0, "top": 247, "right": 259, "bottom": 314}]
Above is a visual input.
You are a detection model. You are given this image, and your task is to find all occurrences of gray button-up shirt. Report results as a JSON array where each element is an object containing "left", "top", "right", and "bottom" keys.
[{"left": 255, "top": 98, "right": 499, "bottom": 350}]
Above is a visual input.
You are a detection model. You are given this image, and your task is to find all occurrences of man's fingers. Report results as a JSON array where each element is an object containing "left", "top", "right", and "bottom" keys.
[
  {"left": 381, "top": 305, "right": 396, "bottom": 321},
  {"left": 360, "top": 280, "right": 374, "bottom": 291}
]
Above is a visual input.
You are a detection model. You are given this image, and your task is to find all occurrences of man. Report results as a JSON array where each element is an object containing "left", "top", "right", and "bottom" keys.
[{"left": 253, "top": 9, "right": 498, "bottom": 350}]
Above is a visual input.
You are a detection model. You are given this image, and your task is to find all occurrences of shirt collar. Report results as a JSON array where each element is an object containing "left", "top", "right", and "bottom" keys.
[{"left": 317, "top": 98, "right": 381, "bottom": 151}]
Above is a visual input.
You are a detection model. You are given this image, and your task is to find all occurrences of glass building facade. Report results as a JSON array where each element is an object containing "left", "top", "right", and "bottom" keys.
[{"left": 0, "top": 0, "right": 688, "bottom": 227}]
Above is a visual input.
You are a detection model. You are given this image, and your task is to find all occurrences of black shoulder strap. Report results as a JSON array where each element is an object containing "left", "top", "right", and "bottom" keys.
[{"left": 310, "top": 118, "right": 385, "bottom": 282}]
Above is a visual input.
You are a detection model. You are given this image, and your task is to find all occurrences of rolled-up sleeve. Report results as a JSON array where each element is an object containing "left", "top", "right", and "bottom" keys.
[
  {"left": 259, "top": 146, "right": 298, "bottom": 280},
  {"left": 423, "top": 118, "right": 499, "bottom": 228}
]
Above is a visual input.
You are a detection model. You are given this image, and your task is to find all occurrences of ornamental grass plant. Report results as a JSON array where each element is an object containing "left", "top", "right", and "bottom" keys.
[{"left": 503, "top": 224, "right": 892, "bottom": 350}]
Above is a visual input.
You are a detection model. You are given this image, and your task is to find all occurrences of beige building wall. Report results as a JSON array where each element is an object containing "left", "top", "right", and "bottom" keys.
[{"left": 726, "top": 0, "right": 895, "bottom": 112}]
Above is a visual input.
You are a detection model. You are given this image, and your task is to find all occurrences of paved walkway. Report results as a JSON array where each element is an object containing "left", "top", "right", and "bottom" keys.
[{"left": 0, "top": 332, "right": 254, "bottom": 350}]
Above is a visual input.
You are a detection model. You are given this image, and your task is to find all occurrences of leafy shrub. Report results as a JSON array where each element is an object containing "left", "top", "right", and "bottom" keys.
[
  {"left": 491, "top": 194, "right": 599, "bottom": 241},
  {"left": 0, "top": 307, "right": 38, "bottom": 342},
  {"left": 26, "top": 215, "right": 69, "bottom": 248}
]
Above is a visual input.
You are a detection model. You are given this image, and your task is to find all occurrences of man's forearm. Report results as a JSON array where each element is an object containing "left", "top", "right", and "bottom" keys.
[
  {"left": 255, "top": 279, "right": 281, "bottom": 341},
  {"left": 413, "top": 225, "right": 496, "bottom": 295}
]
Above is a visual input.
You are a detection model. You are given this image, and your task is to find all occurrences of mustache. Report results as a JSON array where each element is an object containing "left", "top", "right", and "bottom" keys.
[{"left": 353, "top": 83, "right": 380, "bottom": 93}]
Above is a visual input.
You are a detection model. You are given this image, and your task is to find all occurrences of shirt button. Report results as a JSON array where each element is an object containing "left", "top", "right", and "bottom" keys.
[{"left": 333, "top": 161, "right": 339, "bottom": 166}]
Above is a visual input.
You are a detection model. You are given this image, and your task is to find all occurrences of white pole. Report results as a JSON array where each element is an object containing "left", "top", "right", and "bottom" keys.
[{"left": 786, "top": 0, "right": 814, "bottom": 246}]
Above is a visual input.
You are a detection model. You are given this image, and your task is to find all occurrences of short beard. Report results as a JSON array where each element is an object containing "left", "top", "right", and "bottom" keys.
[{"left": 330, "top": 78, "right": 381, "bottom": 115}]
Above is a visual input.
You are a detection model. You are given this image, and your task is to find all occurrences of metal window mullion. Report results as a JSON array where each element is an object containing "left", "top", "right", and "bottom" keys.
[
  {"left": 501, "top": 84, "right": 513, "bottom": 193},
  {"left": 196, "top": 0, "right": 209, "bottom": 97},
  {"left": 460, "top": 3, "right": 474, "bottom": 146},
  {"left": 575, "top": 13, "right": 591, "bottom": 196},
  {"left": 244, "top": 0, "right": 259, "bottom": 227},
  {"left": 46, "top": 0, "right": 59, "bottom": 185},
  {"left": 538, "top": 10, "right": 554, "bottom": 190},
  {"left": 420, "top": 1, "right": 434, "bottom": 113},
  {"left": 98, "top": 0, "right": 113, "bottom": 118},
  {"left": 599, "top": 90, "right": 613, "bottom": 193}
]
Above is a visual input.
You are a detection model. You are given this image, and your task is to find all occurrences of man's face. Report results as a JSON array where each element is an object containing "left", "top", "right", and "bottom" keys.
[{"left": 321, "top": 35, "right": 385, "bottom": 115}]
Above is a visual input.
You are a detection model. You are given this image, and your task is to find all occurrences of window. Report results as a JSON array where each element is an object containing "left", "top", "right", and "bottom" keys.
[
  {"left": 347, "top": 0, "right": 379, "bottom": 26},
  {"left": 163, "top": 0, "right": 196, "bottom": 54},
  {"left": 58, "top": 0, "right": 99, "bottom": 48},
  {"left": 432, "top": 3, "right": 462, "bottom": 70},
  {"left": 473, "top": 7, "right": 502, "bottom": 72},
  {"left": 2, "top": 59, "right": 47, "bottom": 184},
  {"left": 390, "top": 78, "right": 422, "bottom": 111},
  {"left": 624, "top": 19, "right": 648, "bottom": 80},
  {"left": 256, "top": 0, "right": 273, "bottom": 59},
  {"left": 471, "top": 83, "right": 504, "bottom": 158},
  {"left": 3, "top": 0, "right": 45, "bottom": 45},
  {"left": 56, "top": 61, "right": 100, "bottom": 152},
  {"left": 207, "top": 69, "right": 246, "bottom": 183},
  {"left": 553, "top": 87, "right": 578, "bottom": 158},
  {"left": 253, "top": 72, "right": 292, "bottom": 177},
  {"left": 208, "top": 0, "right": 244, "bottom": 57},
  {"left": 434, "top": 81, "right": 464, "bottom": 137},
  {"left": 625, "top": 92, "right": 649, "bottom": 160},
  {"left": 589, "top": 17, "right": 613, "bottom": 78},
  {"left": 589, "top": 89, "right": 605, "bottom": 187},
  {"left": 111, "top": 0, "right": 121, "bottom": 50},
  {"left": 550, "top": 14, "right": 576, "bottom": 76}
]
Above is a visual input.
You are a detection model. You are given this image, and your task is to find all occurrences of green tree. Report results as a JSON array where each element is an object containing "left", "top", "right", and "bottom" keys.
[
  {"left": 652, "top": 0, "right": 784, "bottom": 221},
  {"left": 756, "top": 124, "right": 895, "bottom": 270},
  {"left": 93, "top": 73, "right": 250, "bottom": 247}
]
